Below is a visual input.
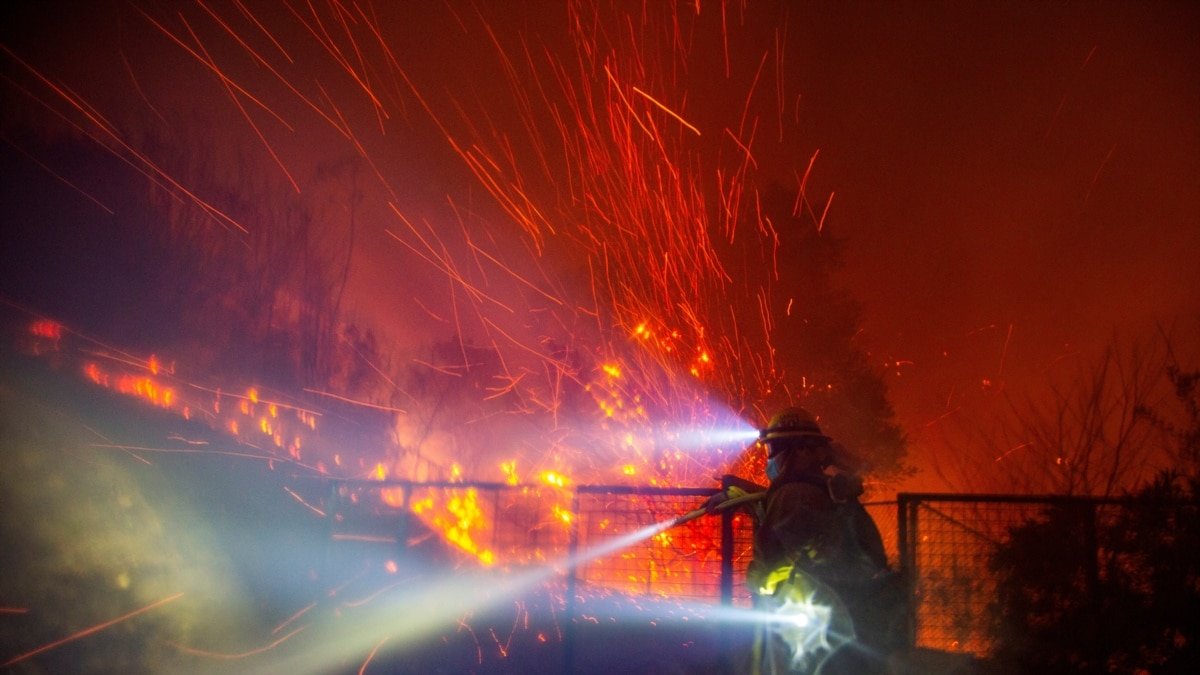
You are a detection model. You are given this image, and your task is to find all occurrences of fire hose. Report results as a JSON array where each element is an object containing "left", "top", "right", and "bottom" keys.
[{"left": 669, "top": 488, "right": 766, "bottom": 528}]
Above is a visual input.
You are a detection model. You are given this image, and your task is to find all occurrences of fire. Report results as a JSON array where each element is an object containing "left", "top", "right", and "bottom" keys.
[
  {"left": 82, "top": 361, "right": 175, "bottom": 409},
  {"left": 552, "top": 505, "right": 574, "bottom": 525},
  {"left": 41, "top": 321, "right": 322, "bottom": 476},
  {"left": 501, "top": 461, "right": 519, "bottom": 485},
  {"left": 412, "top": 488, "right": 496, "bottom": 567}
]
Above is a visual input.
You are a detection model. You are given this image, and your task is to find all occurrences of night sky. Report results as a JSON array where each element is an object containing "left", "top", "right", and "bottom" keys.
[{"left": 2, "top": 0, "right": 1198, "bottom": 492}]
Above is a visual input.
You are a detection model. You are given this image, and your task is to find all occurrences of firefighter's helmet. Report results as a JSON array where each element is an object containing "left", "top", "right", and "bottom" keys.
[{"left": 760, "top": 407, "right": 828, "bottom": 448}]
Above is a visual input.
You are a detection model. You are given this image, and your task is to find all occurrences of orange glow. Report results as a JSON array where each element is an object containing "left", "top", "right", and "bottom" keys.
[
  {"left": 412, "top": 488, "right": 496, "bottom": 566},
  {"left": 375, "top": 464, "right": 406, "bottom": 508},
  {"left": 29, "top": 319, "right": 63, "bottom": 340},
  {"left": 553, "top": 504, "right": 573, "bottom": 525},
  {"left": 83, "top": 362, "right": 107, "bottom": 386},
  {"left": 501, "top": 460, "right": 519, "bottom": 485}
]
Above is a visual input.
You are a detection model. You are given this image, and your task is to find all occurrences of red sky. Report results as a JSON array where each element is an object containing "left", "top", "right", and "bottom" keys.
[{"left": 782, "top": 1, "right": 1200, "bottom": 488}]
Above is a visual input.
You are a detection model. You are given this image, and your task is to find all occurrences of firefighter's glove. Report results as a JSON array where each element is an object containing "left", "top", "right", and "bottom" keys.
[
  {"left": 704, "top": 484, "right": 753, "bottom": 514},
  {"left": 703, "top": 489, "right": 730, "bottom": 514}
]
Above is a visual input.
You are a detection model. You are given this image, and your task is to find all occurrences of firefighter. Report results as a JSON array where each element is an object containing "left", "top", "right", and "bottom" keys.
[{"left": 709, "top": 407, "right": 897, "bottom": 674}]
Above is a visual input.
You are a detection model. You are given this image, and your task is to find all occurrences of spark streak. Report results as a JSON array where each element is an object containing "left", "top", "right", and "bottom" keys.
[
  {"left": 631, "top": 86, "right": 701, "bottom": 136},
  {"left": 2, "top": 592, "right": 184, "bottom": 667}
]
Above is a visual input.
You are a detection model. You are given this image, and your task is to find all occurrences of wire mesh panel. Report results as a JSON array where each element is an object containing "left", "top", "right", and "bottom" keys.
[
  {"left": 325, "top": 480, "right": 575, "bottom": 569},
  {"left": 901, "top": 497, "right": 1049, "bottom": 655},
  {"left": 570, "top": 487, "right": 750, "bottom": 603},
  {"left": 898, "top": 493, "right": 1196, "bottom": 659},
  {"left": 323, "top": 481, "right": 755, "bottom": 602},
  {"left": 726, "top": 508, "right": 756, "bottom": 606}
]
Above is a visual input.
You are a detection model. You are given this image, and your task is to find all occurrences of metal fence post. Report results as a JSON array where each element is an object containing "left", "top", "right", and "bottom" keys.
[
  {"left": 720, "top": 475, "right": 735, "bottom": 608},
  {"left": 897, "top": 494, "right": 918, "bottom": 649},
  {"left": 563, "top": 488, "right": 581, "bottom": 673},
  {"left": 719, "top": 477, "right": 736, "bottom": 674}
]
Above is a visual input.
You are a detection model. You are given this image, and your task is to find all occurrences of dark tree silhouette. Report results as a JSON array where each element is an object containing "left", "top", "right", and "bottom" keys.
[
  {"left": 935, "top": 333, "right": 1179, "bottom": 495},
  {"left": 755, "top": 185, "right": 908, "bottom": 479},
  {"left": 987, "top": 362, "right": 1200, "bottom": 673}
]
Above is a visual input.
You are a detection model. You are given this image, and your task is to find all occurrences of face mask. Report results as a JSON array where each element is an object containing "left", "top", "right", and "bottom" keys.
[{"left": 765, "top": 456, "right": 782, "bottom": 482}]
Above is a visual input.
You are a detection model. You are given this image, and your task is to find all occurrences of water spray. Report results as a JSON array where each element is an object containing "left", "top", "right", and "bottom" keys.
[{"left": 251, "top": 487, "right": 771, "bottom": 673}]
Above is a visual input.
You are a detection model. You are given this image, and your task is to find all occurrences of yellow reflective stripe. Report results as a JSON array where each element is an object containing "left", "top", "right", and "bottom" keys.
[{"left": 757, "top": 564, "right": 794, "bottom": 595}]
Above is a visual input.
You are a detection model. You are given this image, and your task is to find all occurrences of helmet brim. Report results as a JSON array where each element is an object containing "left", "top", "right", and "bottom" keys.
[{"left": 760, "top": 430, "right": 830, "bottom": 443}]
